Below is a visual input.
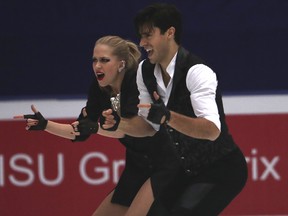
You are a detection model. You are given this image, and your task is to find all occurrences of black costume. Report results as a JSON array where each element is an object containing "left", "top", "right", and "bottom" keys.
[
  {"left": 75, "top": 69, "right": 180, "bottom": 207},
  {"left": 141, "top": 47, "right": 248, "bottom": 216}
]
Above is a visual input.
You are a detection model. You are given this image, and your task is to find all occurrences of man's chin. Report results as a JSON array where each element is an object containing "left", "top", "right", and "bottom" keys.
[{"left": 148, "top": 57, "right": 156, "bottom": 64}]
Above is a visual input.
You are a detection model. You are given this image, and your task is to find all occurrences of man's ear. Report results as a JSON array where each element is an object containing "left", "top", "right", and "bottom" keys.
[{"left": 167, "top": 26, "right": 176, "bottom": 38}]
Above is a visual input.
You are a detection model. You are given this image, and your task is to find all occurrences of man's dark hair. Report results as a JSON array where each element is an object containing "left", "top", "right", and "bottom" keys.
[{"left": 134, "top": 3, "right": 182, "bottom": 45}]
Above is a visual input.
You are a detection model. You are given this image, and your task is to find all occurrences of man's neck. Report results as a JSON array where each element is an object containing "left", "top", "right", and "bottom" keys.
[{"left": 159, "top": 44, "right": 179, "bottom": 71}]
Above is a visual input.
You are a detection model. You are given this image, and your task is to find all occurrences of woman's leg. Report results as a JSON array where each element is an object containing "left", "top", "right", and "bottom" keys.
[
  {"left": 92, "top": 190, "right": 128, "bottom": 216},
  {"left": 125, "top": 178, "right": 154, "bottom": 216}
]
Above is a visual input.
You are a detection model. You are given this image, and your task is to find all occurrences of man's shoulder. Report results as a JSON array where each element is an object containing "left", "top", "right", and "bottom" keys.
[{"left": 177, "top": 47, "right": 206, "bottom": 65}]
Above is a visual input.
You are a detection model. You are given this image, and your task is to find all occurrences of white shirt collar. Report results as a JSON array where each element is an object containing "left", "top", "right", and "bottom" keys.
[
  {"left": 166, "top": 52, "right": 177, "bottom": 79},
  {"left": 154, "top": 52, "right": 178, "bottom": 88}
]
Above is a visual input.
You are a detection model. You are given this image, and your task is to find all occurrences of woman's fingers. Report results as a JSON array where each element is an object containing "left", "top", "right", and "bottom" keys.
[
  {"left": 13, "top": 115, "right": 24, "bottom": 119},
  {"left": 31, "top": 104, "right": 38, "bottom": 113},
  {"left": 13, "top": 104, "right": 39, "bottom": 119},
  {"left": 26, "top": 119, "right": 38, "bottom": 126}
]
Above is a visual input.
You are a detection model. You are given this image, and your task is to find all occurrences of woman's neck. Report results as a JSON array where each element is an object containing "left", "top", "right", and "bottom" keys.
[{"left": 111, "top": 72, "right": 125, "bottom": 95}]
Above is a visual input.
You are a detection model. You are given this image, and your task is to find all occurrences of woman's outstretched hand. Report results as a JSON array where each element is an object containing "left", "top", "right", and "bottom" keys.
[{"left": 13, "top": 104, "right": 48, "bottom": 130}]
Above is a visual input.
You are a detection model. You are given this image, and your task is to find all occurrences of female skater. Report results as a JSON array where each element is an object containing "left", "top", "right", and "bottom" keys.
[{"left": 14, "top": 35, "right": 180, "bottom": 216}]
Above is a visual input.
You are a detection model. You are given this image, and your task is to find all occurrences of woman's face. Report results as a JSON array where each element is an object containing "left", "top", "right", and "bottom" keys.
[{"left": 92, "top": 44, "right": 122, "bottom": 88}]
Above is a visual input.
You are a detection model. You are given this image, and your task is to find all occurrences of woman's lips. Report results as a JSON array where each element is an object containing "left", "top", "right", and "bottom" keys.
[{"left": 96, "top": 72, "right": 105, "bottom": 81}]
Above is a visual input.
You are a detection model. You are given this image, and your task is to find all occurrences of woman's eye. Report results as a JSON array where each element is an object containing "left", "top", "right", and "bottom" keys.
[
  {"left": 100, "top": 58, "right": 110, "bottom": 63},
  {"left": 92, "top": 57, "right": 111, "bottom": 64}
]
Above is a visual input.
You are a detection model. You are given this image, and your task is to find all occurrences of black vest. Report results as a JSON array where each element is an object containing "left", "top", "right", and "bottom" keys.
[{"left": 142, "top": 47, "right": 237, "bottom": 176}]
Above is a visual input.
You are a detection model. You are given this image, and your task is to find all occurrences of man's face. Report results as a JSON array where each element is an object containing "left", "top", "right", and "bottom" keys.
[{"left": 138, "top": 26, "right": 170, "bottom": 65}]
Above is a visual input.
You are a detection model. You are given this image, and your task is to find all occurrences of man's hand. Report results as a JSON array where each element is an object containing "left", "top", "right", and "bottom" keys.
[
  {"left": 138, "top": 91, "right": 170, "bottom": 124},
  {"left": 13, "top": 104, "right": 48, "bottom": 130}
]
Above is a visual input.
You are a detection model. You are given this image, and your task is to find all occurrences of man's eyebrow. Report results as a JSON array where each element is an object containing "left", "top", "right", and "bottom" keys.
[
  {"left": 140, "top": 29, "right": 153, "bottom": 35},
  {"left": 140, "top": 31, "right": 150, "bottom": 35}
]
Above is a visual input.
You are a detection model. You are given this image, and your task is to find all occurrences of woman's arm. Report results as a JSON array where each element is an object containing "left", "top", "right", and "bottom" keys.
[{"left": 45, "top": 120, "right": 76, "bottom": 140}]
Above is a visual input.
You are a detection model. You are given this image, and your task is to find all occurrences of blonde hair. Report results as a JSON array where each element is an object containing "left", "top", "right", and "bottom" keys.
[{"left": 95, "top": 35, "right": 141, "bottom": 72}]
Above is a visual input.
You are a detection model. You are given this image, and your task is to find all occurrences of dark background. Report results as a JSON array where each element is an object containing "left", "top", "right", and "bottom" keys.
[{"left": 1, "top": 0, "right": 287, "bottom": 99}]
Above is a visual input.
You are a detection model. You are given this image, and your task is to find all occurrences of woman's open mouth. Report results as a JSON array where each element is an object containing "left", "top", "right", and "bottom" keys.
[{"left": 96, "top": 72, "right": 105, "bottom": 81}]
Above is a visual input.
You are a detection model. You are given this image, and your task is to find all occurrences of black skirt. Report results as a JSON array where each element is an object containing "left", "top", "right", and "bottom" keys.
[{"left": 111, "top": 132, "right": 181, "bottom": 206}]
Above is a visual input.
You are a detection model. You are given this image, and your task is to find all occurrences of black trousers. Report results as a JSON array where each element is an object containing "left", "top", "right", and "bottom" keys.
[{"left": 147, "top": 148, "right": 248, "bottom": 216}]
